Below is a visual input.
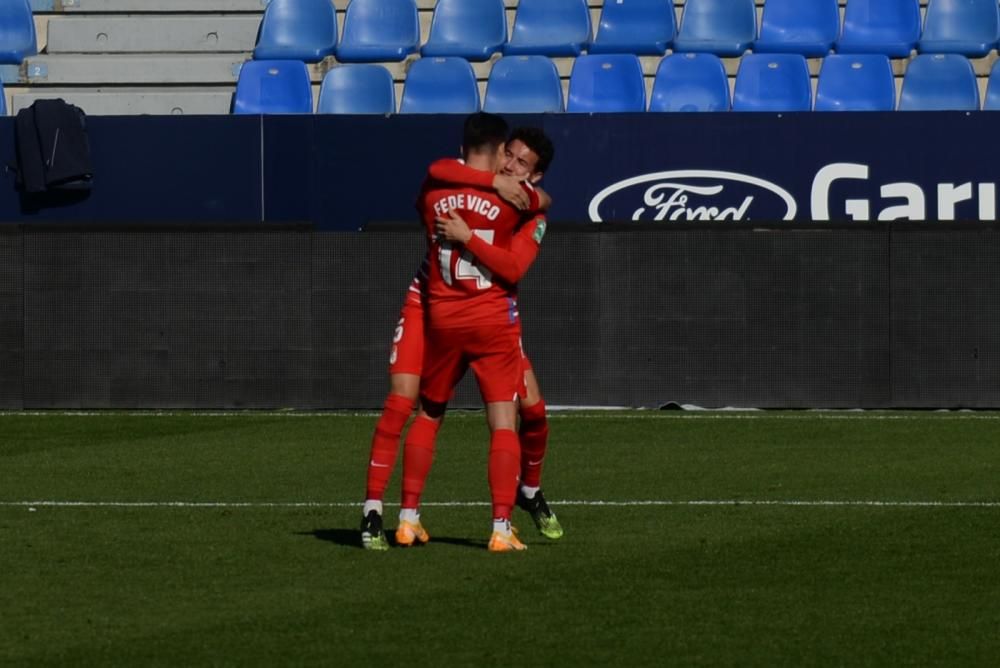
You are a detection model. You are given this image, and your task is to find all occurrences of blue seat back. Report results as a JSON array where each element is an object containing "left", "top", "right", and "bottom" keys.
[
  {"left": 484, "top": 56, "right": 564, "bottom": 113},
  {"left": 984, "top": 59, "right": 1000, "bottom": 110},
  {"left": 337, "top": 0, "right": 419, "bottom": 62},
  {"left": 317, "top": 64, "right": 395, "bottom": 114},
  {"left": 252, "top": 0, "right": 337, "bottom": 63},
  {"left": 233, "top": 60, "right": 313, "bottom": 114},
  {"left": 837, "top": 0, "right": 921, "bottom": 57},
  {"left": 504, "top": 0, "right": 592, "bottom": 57},
  {"left": 919, "top": 0, "right": 1000, "bottom": 57},
  {"left": 732, "top": 53, "right": 811, "bottom": 111},
  {"left": 0, "top": 0, "right": 37, "bottom": 64},
  {"left": 755, "top": 0, "right": 839, "bottom": 57},
  {"left": 0, "top": 80, "right": 6, "bottom": 116},
  {"left": 567, "top": 54, "right": 646, "bottom": 113},
  {"left": 589, "top": 0, "right": 677, "bottom": 55},
  {"left": 673, "top": 0, "right": 756, "bottom": 57},
  {"left": 421, "top": 0, "right": 506, "bottom": 61},
  {"left": 400, "top": 57, "right": 480, "bottom": 114},
  {"left": 815, "top": 54, "right": 895, "bottom": 111},
  {"left": 899, "top": 53, "right": 980, "bottom": 110},
  {"left": 649, "top": 53, "right": 730, "bottom": 112}
]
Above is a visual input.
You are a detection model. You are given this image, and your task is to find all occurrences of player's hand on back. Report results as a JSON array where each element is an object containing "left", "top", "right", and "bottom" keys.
[
  {"left": 435, "top": 209, "right": 473, "bottom": 244},
  {"left": 492, "top": 174, "right": 530, "bottom": 210}
]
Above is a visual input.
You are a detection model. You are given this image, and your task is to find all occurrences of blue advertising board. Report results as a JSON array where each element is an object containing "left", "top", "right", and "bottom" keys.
[
  {"left": 3, "top": 113, "right": 1000, "bottom": 228},
  {"left": 0, "top": 115, "right": 262, "bottom": 223},
  {"left": 545, "top": 113, "right": 1000, "bottom": 225}
]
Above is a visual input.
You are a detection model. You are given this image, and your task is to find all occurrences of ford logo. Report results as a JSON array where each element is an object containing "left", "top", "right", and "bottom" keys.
[{"left": 588, "top": 170, "right": 798, "bottom": 222}]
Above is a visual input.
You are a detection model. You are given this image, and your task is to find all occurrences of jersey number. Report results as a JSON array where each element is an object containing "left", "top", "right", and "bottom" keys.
[{"left": 440, "top": 230, "right": 494, "bottom": 290}]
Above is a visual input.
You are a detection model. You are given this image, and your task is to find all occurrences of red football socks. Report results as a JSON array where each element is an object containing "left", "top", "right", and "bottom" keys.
[
  {"left": 518, "top": 399, "right": 549, "bottom": 489},
  {"left": 401, "top": 415, "right": 441, "bottom": 509},
  {"left": 364, "top": 393, "right": 415, "bottom": 501},
  {"left": 488, "top": 429, "right": 521, "bottom": 520}
]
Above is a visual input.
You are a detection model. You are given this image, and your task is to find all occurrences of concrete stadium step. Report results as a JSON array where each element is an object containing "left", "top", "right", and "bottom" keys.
[
  {"left": 32, "top": 0, "right": 269, "bottom": 12},
  {"left": 10, "top": 88, "right": 235, "bottom": 115},
  {"left": 28, "top": 1, "right": 934, "bottom": 13},
  {"left": 22, "top": 54, "right": 250, "bottom": 84},
  {"left": 34, "top": 1, "right": 523, "bottom": 11},
  {"left": 15, "top": 52, "right": 995, "bottom": 90},
  {"left": 46, "top": 16, "right": 261, "bottom": 54}
]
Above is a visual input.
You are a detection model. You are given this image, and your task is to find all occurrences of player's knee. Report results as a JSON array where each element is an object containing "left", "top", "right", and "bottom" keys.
[
  {"left": 384, "top": 393, "right": 415, "bottom": 415},
  {"left": 389, "top": 373, "right": 420, "bottom": 401},
  {"left": 519, "top": 398, "right": 547, "bottom": 430},
  {"left": 486, "top": 401, "right": 519, "bottom": 432},
  {"left": 418, "top": 397, "right": 448, "bottom": 420}
]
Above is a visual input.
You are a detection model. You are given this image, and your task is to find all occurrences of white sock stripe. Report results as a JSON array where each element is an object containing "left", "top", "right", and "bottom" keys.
[{"left": 3, "top": 499, "right": 1000, "bottom": 509}]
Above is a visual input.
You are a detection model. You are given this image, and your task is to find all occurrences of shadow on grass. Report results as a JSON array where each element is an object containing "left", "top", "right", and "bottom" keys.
[{"left": 299, "top": 529, "right": 483, "bottom": 550}]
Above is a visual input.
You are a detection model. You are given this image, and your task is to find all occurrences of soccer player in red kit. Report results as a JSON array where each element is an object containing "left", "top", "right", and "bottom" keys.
[
  {"left": 428, "top": 131, "right": 561, "bottom": 541},
  {"left": 399, "top": 112, "right": 541, "bottom": 552},
  {"left": 360, "top": 125, "right": 560, "bottom": 551}
]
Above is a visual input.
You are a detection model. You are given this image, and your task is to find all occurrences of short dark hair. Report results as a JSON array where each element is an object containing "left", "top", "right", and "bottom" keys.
[
  {"left": 508, "top": 127, "right": 555, "bottom": 174},
  {"left": 462, "top": 112, "right": 509, "bottom": 155}
]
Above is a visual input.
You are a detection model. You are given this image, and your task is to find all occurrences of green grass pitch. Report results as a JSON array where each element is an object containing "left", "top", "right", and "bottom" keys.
[{"left": 2, "top": 411, "right": 1000, "bottom": 666}]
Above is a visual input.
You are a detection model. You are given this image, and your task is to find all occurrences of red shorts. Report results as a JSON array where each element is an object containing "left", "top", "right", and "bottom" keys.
[
  {"left": 388, "top": 300, "right": 424, "bottom": 376},
  {"left": 421, "top": 325, "right": 526, "bottom": 405},
  {"left": 388, "top": 299, "right": 534, "bottom": 378}
]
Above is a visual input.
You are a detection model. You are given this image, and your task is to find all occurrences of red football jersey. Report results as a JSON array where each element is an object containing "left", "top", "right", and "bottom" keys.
[{"left": 417, "top": 173, "right": 539, "bottom": 329}]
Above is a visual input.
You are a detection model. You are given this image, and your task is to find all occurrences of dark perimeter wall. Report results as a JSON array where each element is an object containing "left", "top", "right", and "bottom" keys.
[{"left": 1, "top": 224, "right": 998, "bottom": 410}]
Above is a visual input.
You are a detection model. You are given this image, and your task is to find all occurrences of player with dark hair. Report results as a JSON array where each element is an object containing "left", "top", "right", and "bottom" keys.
[
  {"left": 394, "top": 111, "right": 545, "bottom": 551},
  {"left": 505, "top": 126, "right": 555, "bottom": 174},
  {"left": 430, "top": 126, "right": 559, "bottom": 539},
  {"left": 360, "top": 117, "right": 560, "bottom": 551}
]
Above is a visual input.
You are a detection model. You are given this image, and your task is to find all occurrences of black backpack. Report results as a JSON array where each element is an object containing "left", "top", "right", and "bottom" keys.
[{"left": 14, "top": 98, "right": 93, "bottom": 194}]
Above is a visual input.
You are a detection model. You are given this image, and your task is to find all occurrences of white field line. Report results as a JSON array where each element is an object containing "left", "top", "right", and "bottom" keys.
[
  {"left": 3, "top": 411, "right": 1000, "bottom": 420},
  {"left": 2, "top": 500, "right": 1000, "bottom": 509}
]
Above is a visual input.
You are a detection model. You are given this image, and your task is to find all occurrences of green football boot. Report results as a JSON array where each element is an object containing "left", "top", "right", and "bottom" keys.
[
  {"left": 360, "top": 510, "right": 389, "bottom": 551},
  {"left": 516, "top": 489, "right": 564, "bottom": 540}
]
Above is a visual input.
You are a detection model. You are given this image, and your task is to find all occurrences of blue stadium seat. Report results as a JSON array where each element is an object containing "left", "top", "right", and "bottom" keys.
[
  {"left": 984, "top": 59, "right": 1000, "bottom": 110},
  {"left": 232, "top": 60, "right": 313, "bottom": 114},
  {"left": 0, "top": 0, "right": 37, "bottom": 64},
  {"left": 754, "top": 0, "right": 839, "bottom": 57},
  {"left": 589, "top": 0, "right": 677, "bottom": 56},
  {"left": 317, "top": 64, "right": 395, "bottom": 114},
  {"left": 252, "top": 0, "right": 337, "bottom": 63},
  {"left": 815, "top": 54, "right": 895, "bottom": 111},
  {"left": 673, "top": 0, "right": 756, "bottom": 57},
  {"left": 649, "top": 53, "right": 730, "bottom": 112},
  {"left": 0, "top": 80, "right": 6, "bottom": 116},
  {"left": 567, "top": 54, "right": 646, "bottom": 113},
  {"left": 918, "top": 0, "right": 1000, "bottom": 58},
  {"left": 337, "top": 0, "right": 419, "bottom": 63},
  {"left": 898, "top": 53, "right": 980, "bottom": 110},
  {"left": 483, "top": 56, "right": 563, "bottom": 113},
  {"left": 732, "top": 53, "right": 811, "bottom": 112},
  {"left": 837, "top": 0, "right": 921, "bottom": 57},
  {"left": 400, "top": 57, "right": 479, "bottom": 114},
  {"left": 504, "top": 0, "right": 591, "bottom": 57},
  {"left": 421, "top": 0, "right": 506, "bottom": 61}
]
